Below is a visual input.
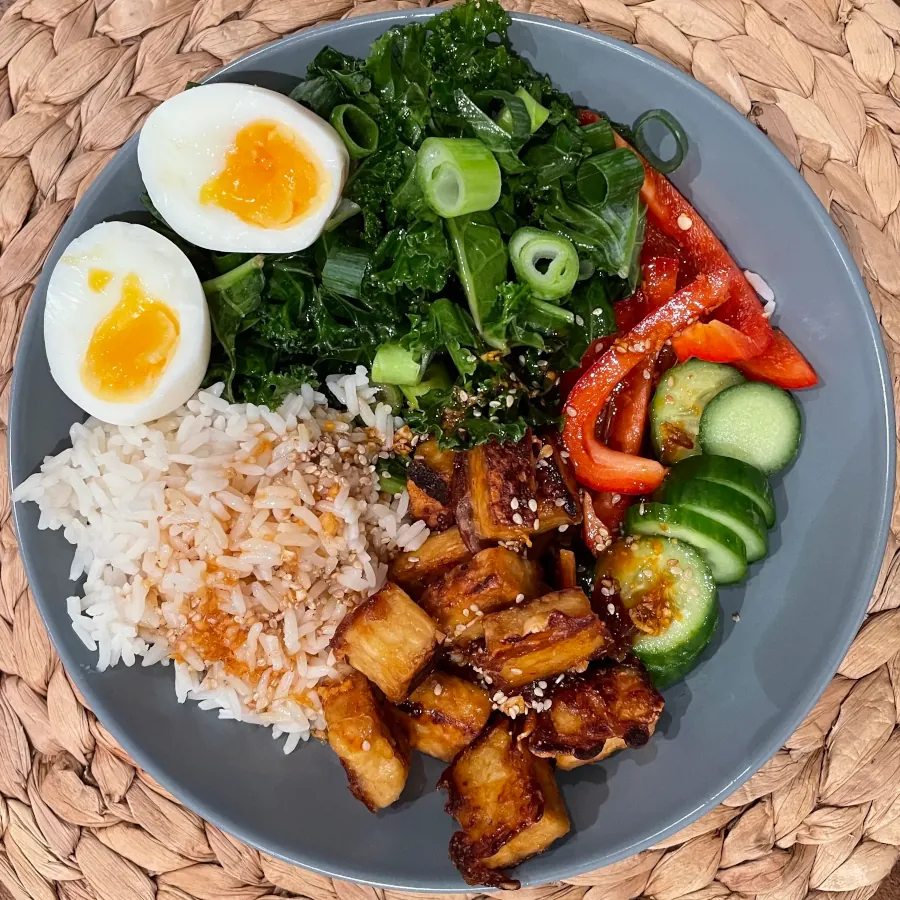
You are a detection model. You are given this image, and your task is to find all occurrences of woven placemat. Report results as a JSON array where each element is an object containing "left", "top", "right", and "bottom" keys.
[{"left": 0, "top": 0, "right": 898, "bottom": 899}]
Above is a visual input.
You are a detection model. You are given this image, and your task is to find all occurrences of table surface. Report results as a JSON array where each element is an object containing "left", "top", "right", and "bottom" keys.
[{"left": 0, "top": 2, "right": 899, "bottom": 900}]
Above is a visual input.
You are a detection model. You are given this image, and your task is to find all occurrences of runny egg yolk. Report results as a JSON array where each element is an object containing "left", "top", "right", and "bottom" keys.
[
  {"left": 199, "top": 119, "right": 326, "bottom": 229},
  {"left": 81, "top": 273, "right": 180, "bottom": 402}
]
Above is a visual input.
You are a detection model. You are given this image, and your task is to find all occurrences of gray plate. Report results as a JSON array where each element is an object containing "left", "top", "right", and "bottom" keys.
[{"left": 9, "top": 10, "right": 895, "bottom": 891}]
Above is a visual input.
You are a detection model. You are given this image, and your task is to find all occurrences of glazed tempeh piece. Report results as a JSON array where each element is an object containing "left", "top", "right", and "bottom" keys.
[
  {"left": 319, "top": 672, "right": 410, "bottom": 812},
  {"left": 525, "top": 660, "right": 664, "bottom": 769},
  {"left": 331, "top": 582, "right": 443, "bottom": 702},
  {"left": 389, "top": 527, "right": 473, "bottom": 596},
  {"left": 419, "top": 547, "right": 542, "bottom": 645},
  {"left": 478, "top": 589, "right": 608, "bottom": 689},
  {"left": 394, "top": 671, "right": 492, "bottom": 762},
  {"left": 439, "top": 716, "right": 569, "bottom": 888}
]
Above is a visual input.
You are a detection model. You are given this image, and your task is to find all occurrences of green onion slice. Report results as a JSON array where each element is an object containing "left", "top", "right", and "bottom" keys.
[
  {"left": 330, "top": 104, "right": 379, "bottom": 159},
  {"left": 576, "top": 148, "right": 645, "bottom": 207},
  {"left": 581, "top": 118, "right": 615, "bottom": 154},
  {"left": 322, "top": 245, "right": 370, "bottom": 299},
  {"left": 416, "top": 137, "right": 502, "bottom": 218},
  {"left": 509, "top": 227, "right": 580, "bottom": 300},
  {"left": 632, "top": 108, "right": 688, "bottom": 174},
  {"left": 324, "top": 198, "right": 361, "bottom": 232},
  {"left": 497, "top": 87, "right": 550, "bottom": 134}
]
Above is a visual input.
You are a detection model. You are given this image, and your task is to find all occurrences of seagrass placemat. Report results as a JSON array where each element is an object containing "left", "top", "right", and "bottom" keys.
[{"left": 0, "top": 0, "right": 898, "bottom": 899}]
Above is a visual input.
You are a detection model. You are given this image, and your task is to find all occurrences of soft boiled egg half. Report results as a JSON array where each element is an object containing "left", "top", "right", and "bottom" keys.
[
  {"left": 138, "top": 83, "right": 349, "bottom": 254},
  {"left": 44, "top": 221, "right": 210, "bottom": 426}
]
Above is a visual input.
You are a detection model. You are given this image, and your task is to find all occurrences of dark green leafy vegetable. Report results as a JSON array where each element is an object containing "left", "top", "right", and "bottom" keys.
[
  {"left": 175, "top": 0, "right": 688, "bottom": 450},
  {"left": 445, "top": 212, "right": 509, "bottom": 345}
]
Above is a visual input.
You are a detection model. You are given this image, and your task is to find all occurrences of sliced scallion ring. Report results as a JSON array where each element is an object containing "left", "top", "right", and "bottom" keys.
[
  {"left": 581, "top": 118, "right": 615, "bottom": 154},
  {"left": 509, "top": 227, "right": 580, "bottom": 300},
  {"left": 416, "top": 137, "right": 502, "bottom": 218},
  {"left": 576, "top": 147, "right": 645, "bottom": 207},
  {"left": 497, "top": 87, "right": 550, "bottom": 134},
  {"left": 330, "top": 104, "right": 379, "bottom": 159},
  {"left": 632, "top": 108, "right": 688, "bottom": 174}
]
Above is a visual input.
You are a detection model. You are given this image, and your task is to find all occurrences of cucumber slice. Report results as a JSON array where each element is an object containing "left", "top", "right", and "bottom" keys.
[
  {"left": 596, "top": 536, "right": 718, "bottom": 687},
  {"left": 699, "top": 382, "right": 801, "bottom": 475},
  {"left": 650, "top": 360, "right": 746, "bottom": 464},
  {"left": 625, "top": 502, "right": 748, "bottom": 584},
  {"left": 666, "top": 455, "right": 775, "bottom": 528},
  {"left": 660, "top": 478, "right": 768, "bottom": 563}
]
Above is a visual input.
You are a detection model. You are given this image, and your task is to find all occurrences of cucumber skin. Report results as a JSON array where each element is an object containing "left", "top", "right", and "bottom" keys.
[
  {"left": 660, "top": 478, "right": 768, "bottom": 563},
  {"left": 666, "top": 454, "right": 776, "bottom": 528},
  {"left": 651, "top": 360, "right": 746, "bottom": 465},
  {"left": 699, "top": 382, "right": 802, "bottom": 476},
  {"left": 636, "top": 604, "right": 719, "bottom": 688},
  {"left": 625, "top": 503, "right": 748, "bottom": 585}
]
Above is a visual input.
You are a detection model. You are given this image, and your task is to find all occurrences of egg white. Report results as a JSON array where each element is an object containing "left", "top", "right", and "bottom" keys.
[
  {"left": 137, "top": 83, "right": 349, "bottom": 254},
  {"left": 44, "top": 221, "right": 211, "bottom": 426}
]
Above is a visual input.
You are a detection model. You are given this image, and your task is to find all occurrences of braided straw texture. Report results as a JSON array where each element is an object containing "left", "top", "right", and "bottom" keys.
[{"left": 0, "top": 0, "right": 897, "bottom": 899}]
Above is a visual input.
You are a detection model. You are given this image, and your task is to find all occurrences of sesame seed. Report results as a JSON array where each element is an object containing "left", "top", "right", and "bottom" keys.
[
  {"left": 566, "top": 407, "right": 577, "bottom": 417},
  {"left": 515, "top": 593, "right": 525, "bottom": 603},
  {"left": 538, "top": 681, "right": 547, "bottom": 689},
  {"left": 533, "top": 519, "right": 540, "bottom": 530},
  {"left": 639, "top": 500, "right": 646, "bottom": 515},
  {"left": 511, "top": 667, "right": 523, "bottom": 675},
  {"left": 534, "top": 687, "right": 544, "bottom": 697},
  {"left": 506, "top": 395, "right": 515, "bottom": 408},
  {"left": 362, "top": 740, "right": 371, "bottom": 751},
  {"left": 512, "top": 512, "right": 524, "bottom": 525},
  {"left": 556, "top": 674, "right": 565, "bottom": 684},
  {"left": 434, "top": 683, "right": 443, "bottom": 696},
  {"left": 472, "top": 409, "right": 482, "bottom": 417},
  {"left": 459, "top": 390, "right": 468, "bottom": 402},
  {"left": 574, "top": 315, "right": 585, "bottom": 326},
  {"left": 489, "top": 400, "right": 501, "bottom": 408},
  {"left": 643, "top": 368, "right": 652, "bottom": 380},
  {"left": 528, "top": 498, "right": 538, "bottom": 512},
  {"left": 560, "top": 450, "right": 569, "bottom": 459},
  {"left": 678, "top": 214, "right": 693, "bottom": 230},
  {"left": 592, "top": 308, "right": 605, "bottom": 316},
  {"left": 511, "top": 497, "right": 519, "bottom": 510},
  {"left": 463, "top": 608, "right": 470, "bottom": 617},
  {"left": 408, "top": 557, "right": 419, "bottom": 563},
  {"left": 732, "top": 613, "right": 741, "bottom": 622},
  {"left": 555, "top": 497, "right": 566, "bottom": 506},
  {"left": 612, "top": 494, "right": 621, "bottom": 504},
  {"left": 607, "top": 603, "right": 616, "bottom": 614},
  {"left": 558, "top": 523, "right": 568, "bottom": 532}
]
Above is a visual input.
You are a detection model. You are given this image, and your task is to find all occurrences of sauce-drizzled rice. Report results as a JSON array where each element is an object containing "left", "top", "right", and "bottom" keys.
[{"left": 13, "top": 375, "right": 428, "bottom": 753}]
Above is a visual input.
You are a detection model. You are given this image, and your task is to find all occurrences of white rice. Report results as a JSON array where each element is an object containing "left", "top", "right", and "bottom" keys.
[
  {"left": 744, "top": 269, "right": 776, "bottom": 319},
  {"left": 13, "top": 367, "right": 427, "bottom": 752}
]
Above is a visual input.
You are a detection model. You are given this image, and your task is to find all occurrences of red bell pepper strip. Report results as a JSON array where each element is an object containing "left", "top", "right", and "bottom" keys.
[
  {"left": 734, "top": 329, "right": 819, "bottom": 389},
  {"left": 563, "top": 269, "right": 732, "bottom": 494},
  {"left": 614, "top": 133, "right": 774, "bottom": 363},
  {"left": 604, "top": 355, "right": 656, "bottom": 454},
  {"left": 578, "top": 108, "right": 601, "bottom": 126}
]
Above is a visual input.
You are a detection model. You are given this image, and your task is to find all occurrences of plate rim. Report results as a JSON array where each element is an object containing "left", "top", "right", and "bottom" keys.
[{"left": 9, "top": 9, "right": 896, "bottom": 890}]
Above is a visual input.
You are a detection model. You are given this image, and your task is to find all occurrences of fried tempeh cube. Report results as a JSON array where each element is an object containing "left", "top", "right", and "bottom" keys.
[
  {"left": 478, "top": 589, "right": 608, "bottom": 689},
  {"left": 419, "top": 547, "right": 543, "bottom": 646},
  {"left": 533, "top": 432, "right": 582, "bottom": 533},
  {"left": 525, "top": 660, "right": 664, "bottom": 769},
  {"left": 407, "top": 440, "right": 457, "bottom": 532},
  {"left": 394, "top": 671, "right": 492, "bottom": 762},
  {"left": 319, "top": 672, "right": 410, "bottom": 812},
  {"left": 439, "top": 716, "right": 570, "bottom": 888},
  {"left": 331, "top": 583, "right": 443, "bottom": 702},
  {"left": 467, "top": 440, "right": 538, "bottom": 543},
  {"left": 389, "top": 527, "right": 473, "bottom": 597}
]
